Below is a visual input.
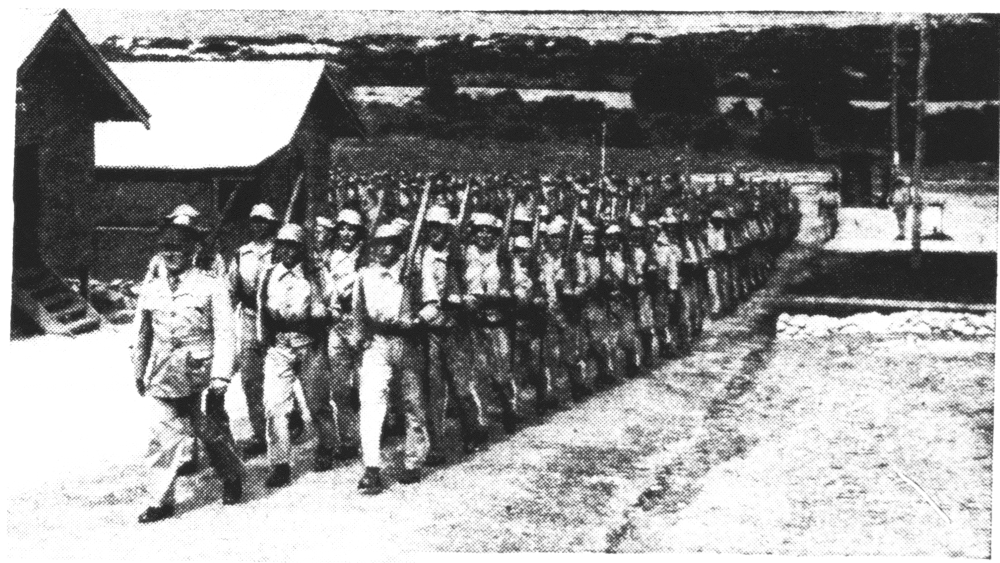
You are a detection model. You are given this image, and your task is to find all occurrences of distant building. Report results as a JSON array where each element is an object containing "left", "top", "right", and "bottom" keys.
[
  {"left": 14, "top": 9, "right": 149, "bottom": 335},
  {"left": 92, "top": 60, "right": 365, "bottom": 278}
]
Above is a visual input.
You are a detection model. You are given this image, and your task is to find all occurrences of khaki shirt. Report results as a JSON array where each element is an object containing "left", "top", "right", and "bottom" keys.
[
  {"left": 320, "top": 246, "right": 360, "bottom": 297},
  {"left": 653, "top": 234, "right": 682, "bottom": 291},
  {"left": 418, "top": 246, "right": 452, "bottom": 327},
  {"left": 464, "top": 246, "right": 503, "bottom": 295},
  {"left": 356, "top": 260, "right": 408, "bottom": 325},
  {"left": 707, "top": 225, "right": 728, "bottom": 254},
  {"left": 258, "top": 262, "right": 327, "bottom": 347},
  {"left": 134, "top": 268, "right": 234, "bottom": 398},
  {"left": 231, "top": 241, "right": 273, "bottom": 309}
]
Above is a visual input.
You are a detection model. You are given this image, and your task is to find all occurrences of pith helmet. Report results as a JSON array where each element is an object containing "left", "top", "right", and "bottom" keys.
[
  {"left": 250, "top": 203, "right": 278, "bottom": 222},
  {"left": 373, "top": 221, "right": 407, "bottom": 240},
  {"left": 426, "top": 206, "right": 454, "bottom": 225},
  {"left": 165, "top": 204, "right": 200, "bottom": 220},
  {"left": 276, "top": 223, "right": 306, "bottom": 245},
  {"left": 336, "top": 209, "right": 364, "bottom": 227},
  {"left": 471, "top": 212, "right": 502, "bottom": 230},
  {"left": 512, "top": 235, "right": 532, "bottom": 250}
]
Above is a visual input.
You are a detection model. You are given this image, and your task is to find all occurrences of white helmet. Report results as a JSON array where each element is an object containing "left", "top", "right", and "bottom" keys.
[
  {"left": 276, "top": 223, "right": 306, "bottom": 244},
  {"left": 426, "top": 206, "right": 454, "bottom": 225},
  {"left": 336, "top": 209, "right": 364, "bottom": 227},
  {"left": 250, "top": 203, "right": 278, "bottom": 222}
]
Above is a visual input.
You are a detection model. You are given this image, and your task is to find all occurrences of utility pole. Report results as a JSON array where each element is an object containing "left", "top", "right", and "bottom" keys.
[
  {"left": 890, "top": 22, "right": 901, "bottom": 174},
  {"left": 910, "top": 14, "right": 930, "bottom": 269},
  {"left": 600, "top": 121, "right": 607, "bottom": 182}
]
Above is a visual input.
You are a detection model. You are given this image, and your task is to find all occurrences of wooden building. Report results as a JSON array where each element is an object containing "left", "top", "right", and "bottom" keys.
[
  {"left": 13, "top": 9, "right": 150, "bottom": 335},
  {"left": 92, "top": 60, "right": 365, "bottom": 279}
]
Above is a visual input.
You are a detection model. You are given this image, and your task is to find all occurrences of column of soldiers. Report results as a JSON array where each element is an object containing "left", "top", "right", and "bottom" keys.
[{"left": 131, "top": 169, "right": 800, "bottom": 522}]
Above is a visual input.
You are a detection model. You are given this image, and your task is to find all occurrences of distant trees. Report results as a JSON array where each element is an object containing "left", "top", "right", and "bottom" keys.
[{"left": 630, "top": 49, "right": 716, "bottom": 116}]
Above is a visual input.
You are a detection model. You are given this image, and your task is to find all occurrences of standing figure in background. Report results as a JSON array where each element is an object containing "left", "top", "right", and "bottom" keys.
[
  {"left": 818, "top": 182, "right": 842, "bottom": 241},
  {"left": 888, "top": 176, "right": 912, "bottom": 241}
]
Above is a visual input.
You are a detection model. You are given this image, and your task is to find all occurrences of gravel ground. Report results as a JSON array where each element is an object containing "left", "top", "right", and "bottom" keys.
[{"left": 614, "top": 334, "right": 994, "bottom": 556}]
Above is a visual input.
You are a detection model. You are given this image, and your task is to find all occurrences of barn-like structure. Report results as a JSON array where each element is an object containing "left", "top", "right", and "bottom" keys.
[
  {"left": 92, "top": 60, "right": 365, "bottom": 279},
  {"left": 13, "top": 9, "right": 150, "bottom": 336}
]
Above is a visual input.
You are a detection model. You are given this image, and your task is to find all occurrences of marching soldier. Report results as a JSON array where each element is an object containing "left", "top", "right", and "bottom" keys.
[
  {"left": 540, "top": 215, "right": 591, "bottom": 401},
  {"left": 456, "top": 212, "right": 523, "bottom": 432},
  {"left": 602, "top": 224, "right": 642, "bottom": 375},
  {"left": 706, "top": 208, "right": 733, "bottom": 317},
  {"left": 352, "top": 221, "right": 430, "bottom": 494},
  {"left": 510, "top": 234, "right": 552, "bottom": 413},
  {"left": 575, "top": 219, "right": 620, "bottom": 386},
  {"left": 132, "top": 218, "right": 244, "bottom": 523},
  {"left": 257, "top": 224, "right": 340, "bottom": 488},
  {"left": 317, "top": 209, "right": 368, "bottom": 460},
  {"left": 629, "top": 214, "right": 658, "bottom": 366},
  {"left": 652, "top": 211, "right": 686, "bottom": 356},
  {"left": 228, "top": 204, "right": 289, "bottom": 460},
  {"left": 419, "top": 206, "right": 490, "bottom": 460}
]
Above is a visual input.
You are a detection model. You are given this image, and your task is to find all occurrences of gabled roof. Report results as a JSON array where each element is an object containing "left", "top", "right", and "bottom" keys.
[
  {"left": 17, "top": 9, "right": 149, "bottom": 126},
  {"left": 95, "top": 60, "right": 365, "bottom": 170}
]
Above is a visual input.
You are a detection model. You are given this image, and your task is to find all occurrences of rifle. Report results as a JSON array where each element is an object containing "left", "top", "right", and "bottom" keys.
[
  {"left": 395, "top": 178, "right": 433, "bottom": 323},
  {"left": 283, "top": 172, "right": 306, "bottom": 225},
  {"left": 561, "top": 181, "right": 582, "bottom": 298},
  {"left": 401, "top": 180, "right": 433, "bottom": 282},
  {"left": 525, "top": 190, "right": 543, "bottom": 280},
  {"left": 358, "top": 186, "right": 386, "bottom": 267},
  {"left": 497, "top": 185, "right": 518, "bottom": 294},
  {"left": 442, "top": 178, "right": 475, "bottom": 300}
]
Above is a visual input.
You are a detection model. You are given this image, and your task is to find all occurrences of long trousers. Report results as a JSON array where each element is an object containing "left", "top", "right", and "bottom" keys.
[
  {"left": 426, "top": 329, "right": 487, "bottom": 453},
  {"left": 263, "top": 335, "right": 338, "bottom": 465},
  {"left": 707, "top": 260, "right": 728, "bottom": 315},
  {"left": 144, "top": 392, "right": 244, "bottom": 506},
  {"left": 235, "top": 307, "right": 266, "bottom": 442},
  {"left": 513, "top": 327, "right": 546, "bottom": 406},
  {"left": 584, "top": 300, "right": 624, "bottom": 383},
  {"left": 543, "top": 315, "right": 588, "bottom": 398},
  {"left": 471, "top": 325, "right": 521, "bottom": 419},
  {"left": 358, "top": 334, "right": 430, "bottom": 470},
  {"left": 327, "top": 326, "right": 362, "bottom": 449}
]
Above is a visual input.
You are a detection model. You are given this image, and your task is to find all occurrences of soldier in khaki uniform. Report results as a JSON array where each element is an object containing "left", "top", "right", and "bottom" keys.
[
  {"left": 352, "top": 221, "right": 430, "bottom": 494},
  {"left": 458, "top": 212, "right": 523, "bottom": 432},
  {"left": 652, "top": 211, "right": 685, "bottom": 356},
  {"left": 602, "top": 224, "right": 641, "bottom": 375},
  {"left": 317, "top": 208, "right": 367, "bottom": 460},
  {"left": 257, "top": 224, "right": 339, "bottom": 488},
  {"left": 418, "top": 206, "right": 490, "bottom": 460},
  {"left": 229, "top": 204, "right": 278, "bottom": 459},
  {"left": 132, "top": 221, "right": 244, "bottom": 524},
  {"left": 629, "top": 214, "right": 658, "bottom": 365}
]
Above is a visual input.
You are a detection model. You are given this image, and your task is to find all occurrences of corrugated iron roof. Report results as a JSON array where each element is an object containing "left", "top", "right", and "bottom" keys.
[{"left": 95, "top": 60, "right": 362, "bottom": 170}]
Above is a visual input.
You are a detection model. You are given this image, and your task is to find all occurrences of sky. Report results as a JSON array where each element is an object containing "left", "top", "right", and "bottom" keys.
[{"left": 22, "top": 9, "right": 959, "bottom": 43}]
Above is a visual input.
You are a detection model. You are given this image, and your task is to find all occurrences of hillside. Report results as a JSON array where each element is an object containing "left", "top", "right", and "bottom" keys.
[{"left": 96, "top": 20, "right": 1000, "bottom": 100}]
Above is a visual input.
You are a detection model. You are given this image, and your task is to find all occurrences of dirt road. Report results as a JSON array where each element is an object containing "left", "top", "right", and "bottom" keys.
[{"left": 6, "top": 188, "right": 992, "bottom": 557}]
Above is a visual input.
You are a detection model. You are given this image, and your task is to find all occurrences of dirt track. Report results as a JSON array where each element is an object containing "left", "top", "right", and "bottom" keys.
[{"left": 6, "top": 189, "right": 994, "bottom": 557}]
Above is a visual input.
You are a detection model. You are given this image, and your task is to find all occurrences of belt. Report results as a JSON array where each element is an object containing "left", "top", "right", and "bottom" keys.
[{"left": 370, "top": 321, "right": 419, "bottom": 337}]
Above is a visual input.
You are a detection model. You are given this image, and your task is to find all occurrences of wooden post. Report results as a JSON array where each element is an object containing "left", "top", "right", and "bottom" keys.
[{"left": 910, "top": 14, "right": 930, "bottom": 269}]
